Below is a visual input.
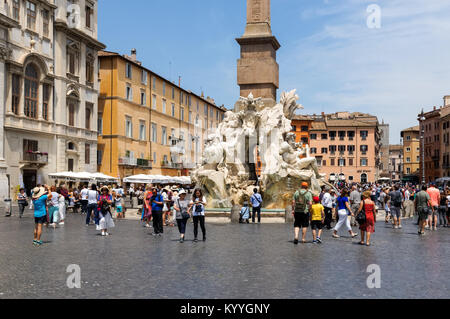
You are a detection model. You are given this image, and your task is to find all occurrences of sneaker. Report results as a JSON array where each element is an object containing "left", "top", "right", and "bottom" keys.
[
  {"left": 101, "top": 231, "right": 106, "bottom": 236},
  {"left": 294, "top": 239, "right": 299, "bottom": 245},
  {"left": 203, "top": 236, "right": 206, "bottom": 242},
  {"left": 398, "top": 225, "right": 402, "bottom": 229},
  {"left": 59, "top": 222, "right": 64, "bottom": 226},
  {"left": 193, "top": 238, "right": 198, "bottom": 243},
  {"left": 312, "top": 240, "right": 318, "bottom": 244},
  {"left": 316, "top": 237, "right": 322, "bottom": 243},
  {"left": 179, "top": 238, "right": 184, "bottom": 243},
  {"left": 151, "top": 233, "right": 157, "bottom": 236},
  {"left": 36, "top": 240, "right": 43, "bottom": 246},
  {"left": 158, "top": 233, "right": 162, "bottom": 237},
  {"left": 105, "top": 232, "right": 110, "bottom": 236},
  {"left": 332, "top": 234, "right": 340, "bottom": 238},
  {"left": 394, "top": 225, "right": 398, "bottom": 229}
]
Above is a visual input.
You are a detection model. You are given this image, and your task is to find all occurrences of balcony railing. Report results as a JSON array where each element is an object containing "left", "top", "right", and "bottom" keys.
[
  {"left": 137, "top": 158, "right": 152, "bottom": 168},
  {"left": 161, "top": 162, "right": 183, "bottom": 169},
  {"left": 21, "top": 152, "right": 48, "bottom": 164},
  {"left": 118, "top": 157, "right": 137, "bottom": 166}
]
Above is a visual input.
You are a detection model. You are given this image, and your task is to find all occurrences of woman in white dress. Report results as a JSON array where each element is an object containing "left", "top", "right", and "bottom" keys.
[
  {"left": 97, "top": 186, "right": 115, "bottom": 236},
  {"left": 57, "top": 189, "right": 66, "bottom": 225}
]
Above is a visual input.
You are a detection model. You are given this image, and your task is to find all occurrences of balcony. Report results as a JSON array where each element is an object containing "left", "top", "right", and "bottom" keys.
[
  {"left": 21, "top": 151, "right": 48, "bottom": 165},
  {"left": 161, "top": 161, "right": 182, "bottom": 169},
  {"left": 118, "top": 157, "right": 137, "bottom": 166},
  {"left": 136, "top": 158, "right": 152, "bottom": 168}
]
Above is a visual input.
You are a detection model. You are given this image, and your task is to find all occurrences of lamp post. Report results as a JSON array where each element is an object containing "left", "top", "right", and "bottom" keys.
[{"left": 419, "top": 111, "right": 426, "bottom": 185}]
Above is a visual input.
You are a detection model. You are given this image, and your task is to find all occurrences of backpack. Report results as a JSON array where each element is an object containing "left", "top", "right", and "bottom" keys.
[
  {"left": 294, "top": 190, "right": 309, "bottom": 213},
  {"left": 392, "top": 191, "right": 402, "bottom": 207}
]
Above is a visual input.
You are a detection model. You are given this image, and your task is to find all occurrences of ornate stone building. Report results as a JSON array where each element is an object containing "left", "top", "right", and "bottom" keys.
[{"left": 0, "top": 0, "right": 104, "bottom": 198}]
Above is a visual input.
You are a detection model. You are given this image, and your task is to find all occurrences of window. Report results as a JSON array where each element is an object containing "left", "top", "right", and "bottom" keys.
[
  {"left": 204, "top": 104, "right": 208, "bottom": 115},
  {"left": 329, "top": 145, "right": 337, "bottom": 154},
  {"left": 406, "top": 157, "right": 411, "bottom": 163},
  {"left": 126, "top": 63, "right": 132, "bottom": 79},
  {"left": 153, "top": 152, "right": 157, "bottom": 164},
  {"left": 407, "top": 168, "right": 411, "bottom": 174},
  {"left": 301, "top": 126, "right": 308, "bottom": 132},
  {"left": 13, "top": 0, "right": 20, "bottom": 21},
  {"left": 161, "top": 126, "right": 167, "bottom": 145},
  {"left": 301, "top": 137, "right": 308, "bottom": 145},
  {"left": 85, "top": 50, "right": 95, "bottom": 84},
  {"left": 152, "top": 94, "right": 156, "bottom": 109},
  {"left": 152, "top": 77, "right": 156, "bottom": 89},
  {"left": 26, "top": 1, "right": 36, "bottom": 30},
  {"left": 139, "top": 121, "right": 146, "bottom": 141},
  {"left": 162, "top": 99, "right": 166, "bottom": 113},
  {"left": 347, "top": 131, "right": 355, "bottom": 140},
  {"left": 126, "top": 84, "right": 132, "bottom": 101},
  {"left": 321, "top": 133, "right": 328, "bottom": 140},
  {"left": 189, "top": 111, "right": 192, "bottom": 123},
  {"left": 310, "top": 148, "right": 317, "bottom": 154},
  {"left": 406, "top": 135, "right": 411, "bottom": 141},
  {"left": 171, "top": 103, "right": 175, "bottom": 117},
  {"left": 98, "top": 113, "right": 103, "bottom": 135},
  {"left": 151, "top": 123, "right": 157, "bottom": 142},
  {"left": 330, "top": 158, "right": 335, "bottom": 166},
  {"left": 163, "top": 82, "right": 166, "bottom": 96},
  {"left": 338, "top": 159, "right": 346, "bottom": 167},
  {"left": 67, "top": 39, "right": 80, "bottom": 75},
  {"left": 360, "top": 145, "right": 368, "bottom": 153},
  {"left": 322, "top": 160, "right": 326, "bottom": 166},
  {"left": 188, "top": 96, "right": 192, "bottom": 107},
  {"left": 97, "top": 150, "right": 103, "bottom": 165},
  {"left": 361, "top": 158, "right": 368, "bottom": 166},
  {"left": 85, "top": 104, "right": 92, "bottom": 130},
  {"left": 68, "top": 158, "right": 74, "bottom": 172},
  {"left": 180, "top": 107, "right": 184, "bottom": 121},
  {"left": 140, "top": 70, "right": 147, "bottom": 84},
  {"left": 12, "top": 74, "right": 20, "bottom": 115},
  {"left": 140, "top": 90, "right": 146, "bottom": 106},
  {"left": 23, "top": 139, "right": 38, "bottom": 161},
  {"left": 361, "top": 131, "right": 369, "bottom": 140},
  {"left": 338, "top": 145, "right": 346, "bottom": 153},
  {"left": 24, "top": 64, "right": 38, "bottom": 119},
  {"left": 349, "top": 158, "right": 353, "bottom": 166},
  {"left": 85, "top": 6, "right": 92, "bottom": 28},
  {"left": 172, "top": 87, "right": 175, "bottom": 99},
  {"left": 85, "top": 144, "right": 90, "bottom": 164},
  {"left": 321, "top": 148, "right": 328, "bottom": 154},
  {"left": 125, "top": 116, "right": 132, "bottom": 138},
  {"left": 42, "top": 10, "right": 49, "bottom": 37},
  {"left": 210, "top": 108, "right": 213, "bottom": 118},
  {"left": 291, "top": 125, "right": 297, "bottom": 132},
  {"left": 338, "top": 131, "right": 346, "bottom": 140},
  {"left": 310, "top": 134, "right": 317, "bottom": 140},
  {"left": 68, "top": 103, "right": 75, "bottom": 126},
  {"left": 406, "top": 147, "right": 411, "bottom": 152},
  {"left": 180, "top": 91, "right": 183, "bottom": 105},
  {"left": 329, "top": 131, "right": 336, "bottom": 140},
  {"left": 347, "top": 145, "right": 355, "bottom": 154}
]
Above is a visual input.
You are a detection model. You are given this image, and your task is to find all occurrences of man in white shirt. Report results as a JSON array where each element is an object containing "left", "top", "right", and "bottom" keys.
[
  {"left": 321, "top": 187, "right": 334, "bottom": 229},
  {"left": 80, "top": 184, "right": 89, "bottom": 215}
]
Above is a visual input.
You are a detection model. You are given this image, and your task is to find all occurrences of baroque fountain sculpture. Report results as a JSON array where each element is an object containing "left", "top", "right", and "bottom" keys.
[{"left": 191, "top": 90, "right": 328, "bottom": 209}]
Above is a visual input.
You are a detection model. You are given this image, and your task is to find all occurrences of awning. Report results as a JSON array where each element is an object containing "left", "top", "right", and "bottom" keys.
[
  {"left": 122, "top": 174, "right": 191, "bottom": 185},
  {"left": 48, "top": 172, "right": 118, "bottom": 182}
]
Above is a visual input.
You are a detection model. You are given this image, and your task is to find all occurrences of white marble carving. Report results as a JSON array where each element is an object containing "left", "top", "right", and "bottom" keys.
[{"left": 191, "top": 90, "right": 328, "bottom": 209}]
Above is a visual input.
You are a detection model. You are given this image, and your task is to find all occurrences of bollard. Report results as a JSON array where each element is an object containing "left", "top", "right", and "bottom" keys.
[
  {"left": 285, "top": 206, "right": 293, "bottom": 223},
  {"left": 230, "top": 205, "right": 241, "bottom": 224}
]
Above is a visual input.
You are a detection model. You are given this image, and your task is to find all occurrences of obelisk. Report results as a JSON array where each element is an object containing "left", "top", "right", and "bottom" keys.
[{"left": 236, "top": 0, "right": 281, "bottom": 110}]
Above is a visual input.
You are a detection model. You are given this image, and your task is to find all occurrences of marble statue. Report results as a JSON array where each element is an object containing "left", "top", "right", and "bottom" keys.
[{"left": 191, "top": 89, "right": 329, "bottom": 209}]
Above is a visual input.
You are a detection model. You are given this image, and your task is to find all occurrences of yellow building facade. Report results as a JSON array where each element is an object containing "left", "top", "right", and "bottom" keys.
[
  {"left": 401, "top": 126, "right": 420, "bottom": 177},
  {"left": 98, "top": 50, "right": 226, "bottom": 180}
]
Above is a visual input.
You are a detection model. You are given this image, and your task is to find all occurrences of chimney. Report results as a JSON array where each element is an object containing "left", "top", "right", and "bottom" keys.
[
  {"left": 433, "top": 106, "right": 436, "bottom": 111},
  {"left": 444, "top": 95, "right": 450, "bottom": 107},
  {"left": 131, "top": 49, "right": 137, "bottom": 61},
  {"left": 321, "top": 112, "right": 325, "bottom": 118}
]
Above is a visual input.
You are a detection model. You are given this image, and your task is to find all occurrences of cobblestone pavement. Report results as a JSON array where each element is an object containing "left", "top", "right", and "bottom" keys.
[{"left": 0, "top": 211, "right": 448, "bottom": 299}]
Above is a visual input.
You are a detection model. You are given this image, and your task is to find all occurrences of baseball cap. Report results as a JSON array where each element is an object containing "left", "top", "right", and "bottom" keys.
[
  {"left": 313, "top": 196, "right": 320, "bottom": 203},
  {"left": 301, "top": 182, "right": 309, "bottom": 188}
]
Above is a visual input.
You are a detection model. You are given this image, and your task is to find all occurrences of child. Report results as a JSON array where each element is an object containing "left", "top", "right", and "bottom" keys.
[
  {"left": 310, "top": 196, "right": 325, "bottom": 244},
  {"left": 115, "top": 193, "right": 123, "bottom": 219},
  {"left": 240, "top": 202, "right": 250, "bottom": 224}
]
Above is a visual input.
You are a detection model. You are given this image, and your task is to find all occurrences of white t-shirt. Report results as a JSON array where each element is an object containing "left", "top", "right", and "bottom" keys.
[
  {"left": 190, "top": 196, "right": 206, "bottom": 216},
  {"left": 87, "top": 190, "right": 98, "bottom": 205},
  {"left": 321, "top": 192, "right": 333, "bottom": 208},
  {"left": 80, "top": 188, "right": 89, "bottom": 201}
]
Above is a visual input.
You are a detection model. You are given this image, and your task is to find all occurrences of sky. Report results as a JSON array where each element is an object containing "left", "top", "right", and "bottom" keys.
[{"left": 98, "top": 0, "right": 450, "bottom": 144}]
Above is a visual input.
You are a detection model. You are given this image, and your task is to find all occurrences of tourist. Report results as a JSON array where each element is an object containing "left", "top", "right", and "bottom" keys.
[
  {"left": 250, "top": 188, "right": 263, "bottom": 223},
  {"left": 48, "top": 186, "right": 61, "bottom": 228},
  {"left": 33, "top": 185, "right": 52, "bottom": 246},
  {"left": 292, "top": 182, "right": 312, "bottom": 244},
  {"left": 57, "top": 188, "right": 66, "bottom": 226},
  {"left": 332, "top": 189, "right": 358, "bottom": 239},
  {"left": 142, "top": 185, "right": 153, "bottom": 228},
  {"left": 358, "top": 191, "right": 376, "bottom": 246},
  {"left": 162, "top": 188, "right": 170, "bottom": 226},
  {"left": 97, "top": 186, "right": 114, "bottom": 236},
  {"left": 389, "top": 185, "right": 404, "bottom": 229},
  {"left": 86, "top": 184, "right": 99, "bottom": 226},
  {"left": 349, "top": 185, "right": 361, "bottom": 227},
  {"left": 415, "top": 185, "right": 432, "bottom": 235},
  {"left": 173, "top": 189, "right": 191, "bottom": 243},
  {"left": 80, "top": 184, "right": 88, "bottom": 214},
  {"left": 128, "top": 184, "right": 135, "bottom": 202},
  {"left": 426, "top": 183, "right": 440, "bottom": 230},
  {"left": 310, "top": 196, "right": 324, "bottom": 244},
  {"left": 150, "top": 187, "right": 164, "bottom": 236},
  {"left": 17, "top": 188, "right": 28, "bottom": 219},
  {"left": 321, "top": 187, "right": 333, "bottom": 229},
  {"left": 190, "top": 188, "right": 207, "bottom": 242},
  {"left": 438, "top": 191, "right": 448, "bottom": 228},
  {"left": 115, "top": 192, "right": 124, "bottom": 219},
  {"left": 240, "top": 201, "right": 251, "bottom": 224},
  {"left": 383, "top": 188, "right": 391, "bottom": 223}
]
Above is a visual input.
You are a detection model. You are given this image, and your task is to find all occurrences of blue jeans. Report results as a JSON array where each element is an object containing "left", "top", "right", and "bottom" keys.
[{"left": 86, "top": 203, "right": 98, "bottom": 225}]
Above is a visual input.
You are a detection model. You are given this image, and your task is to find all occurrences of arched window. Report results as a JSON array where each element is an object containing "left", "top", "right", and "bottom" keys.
[{"left": 24, "top": 64, "right": 39, "bottom": 118}]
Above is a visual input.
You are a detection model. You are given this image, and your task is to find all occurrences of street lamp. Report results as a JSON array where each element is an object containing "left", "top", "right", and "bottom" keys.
[{"left": 419, "top": 111, "right": 426, "bottom": 185}]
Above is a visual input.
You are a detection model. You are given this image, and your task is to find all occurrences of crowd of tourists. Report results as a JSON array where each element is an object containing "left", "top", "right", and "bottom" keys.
[{"left": 291, "top": 181, "right": 450, "bottom": 246}]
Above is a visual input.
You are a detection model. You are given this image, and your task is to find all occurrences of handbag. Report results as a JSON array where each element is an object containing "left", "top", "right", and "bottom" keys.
[
  {"left": 177, "top": 199, "right": 190, "bottom": 219},
  {"left": 355, "top": 201, "right": 366, "bottom": 225}
]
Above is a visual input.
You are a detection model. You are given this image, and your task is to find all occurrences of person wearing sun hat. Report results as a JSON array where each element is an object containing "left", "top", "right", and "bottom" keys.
[{"left": 32, "top": 185, "right": 52, "bottom": 246}]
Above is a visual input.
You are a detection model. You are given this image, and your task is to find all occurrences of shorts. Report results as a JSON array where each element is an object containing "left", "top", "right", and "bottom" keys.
[
  {"left": 311, "top": 220, "right": 323, "bottom": 230},
  {"left": 430, "top": 206, "right": 438, "bottom": 217},
  {"left": 418, "top": 207, "right": 430, "bottom": 221},
  {"left": 294, "top": 212, "right": 310, "bottom": 228},
  {"left": 34, "top": 216, "right": 47, "bottom": 224},
  {"left": 116, "top": 206, "right": 123, "bottom": 213},
  {"left": 390, "top": 206, "right": 401, "bottom": 218}
]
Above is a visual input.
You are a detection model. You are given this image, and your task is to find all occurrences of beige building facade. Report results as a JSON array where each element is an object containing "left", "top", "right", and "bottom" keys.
[
  {"left": 401, "top": 126, "right": 420, "bottom": 177},
  {"left": 309, "top": 112, "right": 381, "bottom": 183}
]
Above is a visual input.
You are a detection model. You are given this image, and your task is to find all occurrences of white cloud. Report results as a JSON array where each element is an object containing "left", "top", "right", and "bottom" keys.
[{"left": 283, "top": 0, "right": 450, "bottom": 143}]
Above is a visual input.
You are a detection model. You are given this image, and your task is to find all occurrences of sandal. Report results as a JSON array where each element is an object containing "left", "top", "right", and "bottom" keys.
[
  {"left": 366, "top": 243, "right": 371, "bottom": 246},
  {"left": 351, "top": 233, "right": 358, "bottom": 238},
  {"left": 359, "top": 242, "right": 365, "bottom": 245}
]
